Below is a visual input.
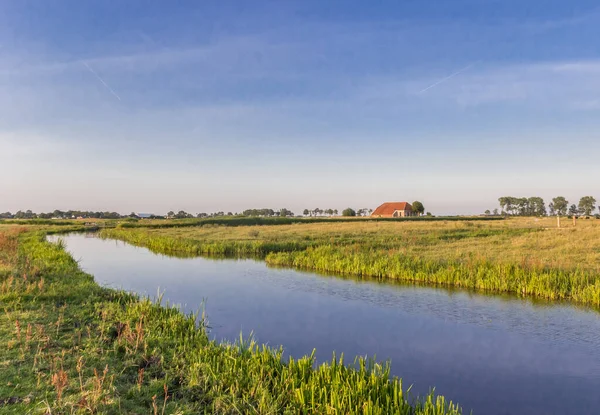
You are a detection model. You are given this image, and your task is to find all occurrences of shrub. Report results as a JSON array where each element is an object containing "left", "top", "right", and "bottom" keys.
[{"left": 342, "top": 208, "right": 356, "bottom": 217}]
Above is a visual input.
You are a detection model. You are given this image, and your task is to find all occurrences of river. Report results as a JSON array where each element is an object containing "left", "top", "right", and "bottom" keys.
[{"left": 50, "top": 233, "right": 600, "bottom": 415}]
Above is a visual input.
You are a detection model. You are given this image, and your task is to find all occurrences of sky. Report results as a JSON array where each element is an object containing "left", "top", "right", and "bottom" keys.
[{"left": 1, "top": 0, "right": 599, "bottom": 215}]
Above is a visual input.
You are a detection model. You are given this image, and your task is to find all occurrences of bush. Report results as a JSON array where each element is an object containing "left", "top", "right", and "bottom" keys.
[{"left": 342, "top": 208, "right": 356, "bottom": 217}]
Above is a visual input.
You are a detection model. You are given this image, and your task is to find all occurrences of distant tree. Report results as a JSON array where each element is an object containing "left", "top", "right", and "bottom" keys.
[
  {"left": 515, "top": 198, "right": 529, "bottom": 216},
  {"left": 578, "top": 196, "right": 597, "bottom": 216},
  {"left": 426, "top": 212, "right": 432, "bottom": 216},
  {"left": 498, "top": 197, "right": 513, "bottom": 215},
  {"left": 412, "top": 201, "right": 425, "bottom": 216},
  {"left": 342, "top": 208, "right": 356, "bottom": 217},
  {"left": 175, "top": 210, "right": 192, "bottom": 219},
  {"left": 333, "top": 209, "right": 338, "bottom": 216},
  {"left": 484, "top": 209, "right": 491, "bottom": 215},
  {"left": 0, "top": 212, "right": 13, "bottom": 219},
  {"left": 493, "top": 208, "right": 499, "bottom": 216},
  {"left": 368, "top": 208, "right": 373, "bottom": 215},
  {"left": 167, "top": 211, "right": 175, "bottom": 218},
  {"left": 548, "top": 203, "right": 555, "bottom": 216},
  {"left": 129, "top": 212, "right": 138, "bottom": 218},
  {"left": 280, "top": 208, "right": 294, "bottom": 217},
  {"left": 568, "top": 204, "right": 579, "bottom": 216},
  {"left": 303, "top": 209, "right": 309, "bottom": 216},
  {"left": 227, "top": 212, "right": 233, "bottom": 216},
  {"left": 552, "top": 197, "right": 568, "bottom": 216},
  {"left": 528, "top": 197, "right": 546, "bottom": 216}
]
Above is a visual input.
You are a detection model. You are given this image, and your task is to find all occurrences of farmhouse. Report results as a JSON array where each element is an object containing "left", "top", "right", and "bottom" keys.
[{"left": 371, "top": 202, "right": 414, "bottom": 218}]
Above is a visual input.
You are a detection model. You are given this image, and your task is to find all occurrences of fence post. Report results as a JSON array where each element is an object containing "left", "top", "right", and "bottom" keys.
[{"left": 557, "top": 215, "right": 560, "bottom": 228}]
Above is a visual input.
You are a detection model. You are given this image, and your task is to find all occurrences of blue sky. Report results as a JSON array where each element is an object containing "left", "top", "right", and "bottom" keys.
[{"left": 1, "top": 0, "right": 599, "bottom": 215}]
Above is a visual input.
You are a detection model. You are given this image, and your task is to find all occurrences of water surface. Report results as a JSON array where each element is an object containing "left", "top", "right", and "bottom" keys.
[{"left": 51, "top": 233, "right": 600, "bottom": 415}]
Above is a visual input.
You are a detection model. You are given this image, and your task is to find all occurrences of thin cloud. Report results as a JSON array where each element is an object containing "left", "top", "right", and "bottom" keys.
[
  {"left": 82, "top": 62, "right": 121, "bottom": 101},
  {"left": 418, "top": 62, "right": 479, "bottom": 94}
]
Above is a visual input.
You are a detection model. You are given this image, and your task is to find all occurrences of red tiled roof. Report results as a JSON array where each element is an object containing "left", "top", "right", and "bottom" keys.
[{"left": 371, "top": 202, "right": 412, "bottom": 216}]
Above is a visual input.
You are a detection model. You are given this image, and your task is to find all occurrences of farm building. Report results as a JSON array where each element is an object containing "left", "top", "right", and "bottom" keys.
[{"left": 371, "top": 202, "right": 415, "bottom": 218}]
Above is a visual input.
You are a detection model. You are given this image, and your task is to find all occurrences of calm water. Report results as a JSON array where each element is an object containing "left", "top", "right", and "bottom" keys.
[{"left": 50, "top": 233, "right": 600, "bottom": 415}]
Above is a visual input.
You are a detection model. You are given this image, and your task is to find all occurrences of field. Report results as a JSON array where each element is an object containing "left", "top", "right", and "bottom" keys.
[
  {"left": 0, "top": 225, "right": 461, "bottom": 414},
  {"left": 100, "top": 217, "right": 600, "bottom": 307}
]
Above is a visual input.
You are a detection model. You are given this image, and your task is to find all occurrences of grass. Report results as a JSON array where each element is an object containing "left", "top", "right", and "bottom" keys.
[
  {"left": 0, "top": 226, "right": 462, "bottom": 414},
  {"left": 99, "top": 217, "right": 600, "bottom": 308},
  {"left": 116, "top": 215, "right": 503, "bottom": 229}
]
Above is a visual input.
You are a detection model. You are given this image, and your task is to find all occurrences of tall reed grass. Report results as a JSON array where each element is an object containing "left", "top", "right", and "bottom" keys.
[
  {"left": 266, "top": 246, "right": 600, "bottom": 307},
  {"left": 100, "top": 228, "right": 311, "bottom": 256}
]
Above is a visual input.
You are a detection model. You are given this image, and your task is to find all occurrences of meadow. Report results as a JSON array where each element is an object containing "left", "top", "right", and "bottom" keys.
[
  {"left": 100, "top": 217, "right": 600, "bottom": 307},
  {"left": 0, "top": 225, "right": 461, "bottom": 414}
]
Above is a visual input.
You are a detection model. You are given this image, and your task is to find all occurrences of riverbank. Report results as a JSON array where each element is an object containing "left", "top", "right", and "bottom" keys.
[
  {"left": 0, "top": 227, "right": 461, "bottom": 414},
  {"left": 99, "top": 218, "right": 600, "bottom": 307}
]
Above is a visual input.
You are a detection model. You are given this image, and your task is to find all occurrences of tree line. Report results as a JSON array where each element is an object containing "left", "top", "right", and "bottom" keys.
[
  {"left": 0, "top": 210, "right": 126, "bottom": 220},
  {"left": 2, "top": 203, "right": 432, "bottom": 220},
  {"left": 494, "top": 196, "right": 598, "bottom": 217}
]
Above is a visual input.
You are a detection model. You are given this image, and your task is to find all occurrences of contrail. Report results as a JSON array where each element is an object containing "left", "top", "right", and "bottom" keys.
[
  {"left": 418, "top": 62, "right": 479, "bottom": 94},
  {"left": 82, "top": 62, "right": 121, "bottom": 101}
]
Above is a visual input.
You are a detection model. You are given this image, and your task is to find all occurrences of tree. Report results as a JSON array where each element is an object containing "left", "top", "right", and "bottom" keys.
[
  {"left": 167, "top": 211, "right": 175, "bottom": 218},
  {"left": 493, "top": 208, "right": 499, "bottom": 216},
  {"left": 484, "top": 209, "right": 491, "bottom": 215},
  {"left": 412, "top": 201, "right": 425, "bottom": 216},
  {"left": 498, "top": 197, "right": 513, "bottom": 215},
  {"left": 280, "top": 208, "right": 294, "bottom": 217},
  {"left": 175, "top": 210, "right": 192, "bottom": 219},
  {"left": 333, "top": 209, "right": 338, "bottom": 216},
  {"left": 552, "top": 196, "right": 568, "bottom": 216},
  {"left": 303, "top": 209, "right": 309, "bottom": 216},
  {"left": 527, "top": 197, "right": 546, "bottom": 216},
  {"left": 578, "top": 196, "right": 597, "bottom": 216},
  {"left": 568, "top": 204, "right": 579, "bottom": 216},
  {"left": 548, "top": 203, "right": 555, "bottom": 216},
  {"left": 342, "top": 208, "right": 356, "bottom": 217}
]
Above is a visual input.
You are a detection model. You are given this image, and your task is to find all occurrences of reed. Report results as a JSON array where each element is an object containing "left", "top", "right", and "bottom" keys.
[{"left": 265, "top": 246, "right": 600, "bottom": 307}]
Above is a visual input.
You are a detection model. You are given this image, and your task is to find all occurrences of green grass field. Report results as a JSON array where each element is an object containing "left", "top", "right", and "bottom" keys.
[
  {"left": 100, "top": 217, "right": 600, "bottom": 307},
  {"left": 0, "top": 225, "right": 461, "bottom": 414}
]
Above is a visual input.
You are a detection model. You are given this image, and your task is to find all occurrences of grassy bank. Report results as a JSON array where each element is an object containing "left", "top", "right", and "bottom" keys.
[
  {"left": 99, "top": 218, "right": 600, "bottom": 307},
  {"left": 117, "top": 215, "right": 503, "bottom": 229},
  {"left": 0, "top": 227, "right": 461, "bottom": 414}
]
